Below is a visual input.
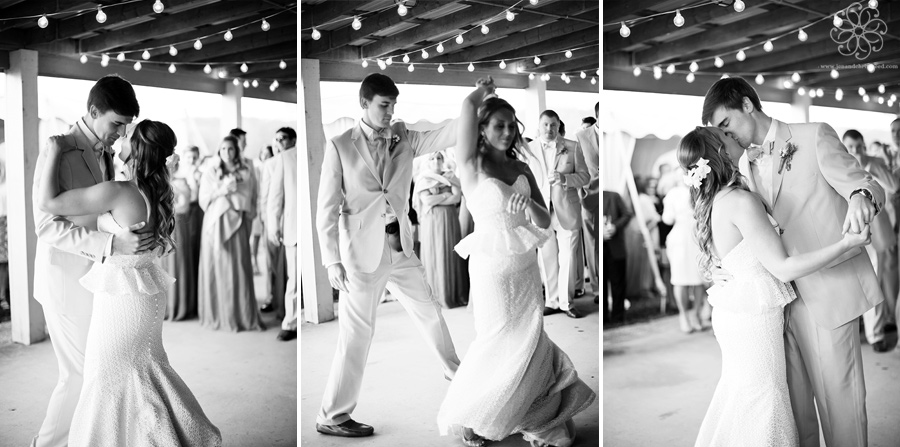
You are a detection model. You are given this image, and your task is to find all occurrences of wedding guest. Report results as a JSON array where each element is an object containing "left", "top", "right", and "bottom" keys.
[
  {"left": 252, "top": 145, "right": 274, "bottom": 274},
  {"left": 0, "top": 159, "right": 8, "bottom": 316},
  {"left": 581, "top": 116, "right": 597, "bottom": 130},
  {"left": 843, "top": 129, "right": 894, "bottom": 352},
  {"left": 198, "top": 135, "right": 264, "bottom": 332},
  {"left": 604, "top": 190, "right": 632, "bottom": 323},
  {"left": 165, "top": 156, "right": 197, "bottom": 321},
  {"left": 182, "top": 145, "right": 204, "bottom": 301},
  {"left": 414, "top": 151, "right": 468, "bottom": 308},
  {"left": 662, "top": 176, "right": 708, "bottom": 333},
  {"left": 266, "top": 136, "right": 297, "bottom": 341},
  {"left": 259, "top": 129, "right": 295, "bottom": 315},
  {"left": 229, "top": 127, "right": 253, "bottom": 166},
  {"left": 576, "top": 103, "right": 600, "bottom": 302}
]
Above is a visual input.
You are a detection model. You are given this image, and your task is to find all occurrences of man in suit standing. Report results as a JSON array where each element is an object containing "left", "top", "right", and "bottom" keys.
[
  {"left": 577, "top": 103, "right": 600, "bottom": 302},
  {"left": 603, "top": 191, "right": 631, "bottom": 323},
  {"left": 704, "top": 76, "right": 884, "bottom": 447},
  {"left": 527, "top": 110, "right": 591, "bottom": 319},
  {"left": 258, "top": 128, "right": 295, "bottom": 315},
  {"left": 315, "top": 73, "right": 460, "bottom": 437},
  {"left": 267, "top": 131, "right": 297, "bottom": 342},
  {"left": 31, "top": 75, "right": 153, "bottom": 447}
]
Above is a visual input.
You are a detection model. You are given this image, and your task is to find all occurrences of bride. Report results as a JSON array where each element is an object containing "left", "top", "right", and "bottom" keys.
[
  {"left": 37, "top": 120, "right": 222, "bottom": 446},
  {"left": 677, "top": 127, "right": 869, "bottom": 446},
  {"left": 436, "top": 77, "right": 595, "bottom": 447}
]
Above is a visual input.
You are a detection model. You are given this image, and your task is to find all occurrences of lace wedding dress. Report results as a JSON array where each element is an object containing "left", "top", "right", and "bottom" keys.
[
  {"left": 436, "top": 175, "right": 596, "bottom": 447},
  {"left": 68, "top": 194, "right": 222, "bottom": 446},
  {"left": 695, "top": 237, "right": 799, "bottom": 447}
]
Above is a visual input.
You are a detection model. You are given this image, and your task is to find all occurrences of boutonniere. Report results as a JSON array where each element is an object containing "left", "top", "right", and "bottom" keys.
[
  {"left": 556, "top": 145, "right": 568, "bottom": 156},
  {"left": 388, "top": 134, "right": 401, "bottom": 153},
  {"left": 778, "top": 142, "right": 798, "bottom": 174}
]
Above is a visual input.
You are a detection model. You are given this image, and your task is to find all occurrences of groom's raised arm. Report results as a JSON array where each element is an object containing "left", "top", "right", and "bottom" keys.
[
  {"left": 405, "top": 118, "right": 459, "bottom": 158},
  {"left": 815, "top": 123, "right": 885, "bottom": 210},
  {"left": 316, "top": 139, "right": 344, "bottom": 267}
]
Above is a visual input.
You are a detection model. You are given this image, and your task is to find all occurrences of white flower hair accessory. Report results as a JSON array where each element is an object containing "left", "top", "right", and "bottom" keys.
[
  {"left": 165, "top": 153, "right": 180, "bottom": 173},
  {"left": 683, "top": 157, "right": 711, "bottom": 189}
]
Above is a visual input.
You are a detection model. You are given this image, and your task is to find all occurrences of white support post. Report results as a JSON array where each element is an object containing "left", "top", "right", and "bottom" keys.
[
  {"left": 791, "top": 92, "right": 812, "bottom": 123},
  {"left": 7, "top": 49, "right": 44, "bottom": 345},
  {"left": 221, "top": 82, "right": 243, "bottom": 141},
  {"left": 298, "top": 59, "right": 334, "bottom": 324},
  {"left": 525, "top": 76, "right": 547, "bottom": 135}
]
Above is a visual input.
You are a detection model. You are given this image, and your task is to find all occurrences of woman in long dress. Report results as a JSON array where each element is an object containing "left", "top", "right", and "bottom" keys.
[
  {"left": 165, "top": 158, "right": 197, "bottom": 321},
  {"left": 414, "top": 151, "right": 469, "bottom": 308},
  {"left": 677, "top": 127, "right": 869, "bottom": 446},
  {"left": 436, "top": 78, "right": 596, "bottom": 447},
  {"left": 37, "top": 120, "right": 221, "bottom": 446},
  {"left": 662, "top": 178, "right": 709, "bottom": 332},
  {"left": 198, "top": 136, "right": 264, "bottom": 332}
]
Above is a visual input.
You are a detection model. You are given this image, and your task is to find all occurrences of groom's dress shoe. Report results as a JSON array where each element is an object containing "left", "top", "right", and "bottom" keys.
[
  {"left": 873, "top": 340, "right": 890, "bottom": 353},
  {"left": 316, "top": 419, "right": 374, "bottom": 437},
  {"left": 564, "top": 308, "right": 584, "bottom": 319},
  {"left": 543, "top": 307, "right": 562, "bottom": 316}
]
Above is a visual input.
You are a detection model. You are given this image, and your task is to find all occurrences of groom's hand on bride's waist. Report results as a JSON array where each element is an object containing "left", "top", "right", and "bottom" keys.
[
  {"left": 710, "top": 266, "right": 733, "bottom": 285},
  {"left": 111, "top": 222, "right": 154, "bottom": 255}
]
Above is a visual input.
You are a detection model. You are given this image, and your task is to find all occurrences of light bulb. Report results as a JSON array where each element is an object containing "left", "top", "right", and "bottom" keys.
[
  {"left": 311, "top": 28, "right": 321, "bottom": 40},
  {"left": 243, "top": 80, "right": 250, "bottom": 88},
  {"left": 734, "top": 0, "right": 745, "bottom": 12},
  {"left": 408, "top": 63, "right": 414, "bottom": 72},
  {"left": 402, "top": 54, "right": 410, "bottom": 63},
  {"left": 386, "top": 57, "right": 393, "bottom": 65},
  {"left": 530, "top": 0, "right": 538, "bottom": 5},
  {"left": 689, "top": 61, "right": 699, "bottom": 72},
  {"left": 817, "top": 88, "right": 824, "bottom": 97},
  {"left": 421, "top": 49, "right": 428, "bottom": 59},
  {"left": 714, "top": 56, "right": 724, "bottom": 68},
  {"left": 204, "top": 64, "right": 212, "bottom": 74},
  {"left": 867, "top": 63, "right": 876, "bottom": 73},
  {"left": 217, "top": 69, "right": 227, "bottom": 79},
  {"left": 251, "top": 79, "right": 259, "bottom": 88},
  {"left": 673, "top": 10, "right": 685, "bottom": 27},
  {"left": 224, "top": 29, "right": 233, "bottom": 41},
  {"left": 456, "top": 34, "right": 464, "bottom": 44},
  {"left": 362, "top": 59, "right": 368, "bottom": 68},
  {"left": 169, "top": 45, "right": 178, "bottom": 56},
  {"left": 864, "top": 94, "right": 870, "bottom": 102},
  {"left": 565, "top": 77, "right": 571, "bottom": 84},
  {"left": 134, "top": 61, "right": 142, "bottom": 71},
  {"left": 437, "top": 42, "right": 444, "bottom": 53},
  {"left": 653, "top": 66, "right": 662, "bottom": 80},
  {"left": 398, "top": 3, "right": 408, "bottom": 16},
  {"left": 859, "top": 87, "right": 866, "bottom": 96},
  {"left": 783, "top": 80, "right": 793, "bottom": 89},
  {"left": 438, "top": 64, "right": 444, "bottom": 73},
  {"left": 834, "top": 14, "right": 843, "bottom": 27},
  {"left": 590, "top": 77, "right": 596, "bottom": 85},
  {"left": 755, "top": 74, "right": 765, "bottom": 84},
  {"left": 879, "top": 96, "right": 885, "bottom": 104},
  {"left": 764, "top": 40, "right": 773, "bottom": 52},
  {"left": 666, "top": 64, "right": 676, "bottom": 74},
  {"left": 279, "top": 60, "right": 287, "bottom": 69},
  {"left": 261, "top": 19, "right": 270, "bottom": 31},
  {"left": 581, "top": 71, "right": 587, "bottom": 79},
  {"left": 791, "top": 72, "right": 801, "bottom": 83},
  {"left": 101, "top": 54, "right": 110, "bottom": 67},
  {"left": 234, "top": 78, "right": 241, "bottom": 86},
  {"left": 633, "top": 66, "right": 641, "bottom": 77},
  {"left": 38, "top": 14, "right": 48, "bottom": 28},
  {"left": 468, "top": 63, "right": 475, "bottom": 72},
  {"left": 808, "top": 89, "right": 816, "bottom": 98},
  {"left": 117, "top": 52, "right": 125, "bottom": 62},
  {"left": 153, "top": 0, "right": 164, "bottom": 13},
  {"left": 619, "top": 22, "right": 632, "bottom": 38},
  {"left": 836, "top": 89, "right": 844, "bottom": 101},
  {"left": 80, "top": 54, "right": 88, "bottom": 64},
  {"left": 686, "top": 72, "right": 695, "bottom": 83},
  {"left": 529, "top": 73, "right": 535, "bottom": 80},
  {"left": 270, "top": 82, "right": 278, "bottom": 92},
  {"left": 506, "top": 11, "right": 515, "bottom": 21},
  {"left": 142, "top": 50, "right": 150, "bottom": 60},
  {"left": 565, "top": 50, "right": 573, "bottom": 58},
  {"left": 352, "top": 16, "right": 361, "bottom": 30},
  {"left": 892, "top": 94, "right": 897, "bottom": 102},
  {"left": 534, "top": 55, "right": 541, "bottom": 65},
  {"left": 798, "top": 29, "right": 808, "bottom": 41},
  {"left": 481, "top": 24, "right": 489, "bottom": 34},
  {"left": 96, "top": 7, "right": 106, "bottom": 24},
  {"left": 240, "top": 62, "right": 249, "bottom": 72},
  {"left": 798, "top": 87, "right": 806, "bottom": 96},
  {"left": 736, "top": 50, "right": 746, "bottom": 61},
  {"left": 168, "top": 64, "right": 176, "bottom": 73},
  {"left": 378, "top": 59, "right": 386, "bottom": 70},
  {"left": 831, "top": 68, "right": 839, "bottom": 78},
  {"left": 194, "top": 39, "right": 203, "bottom": 50},
  {"left": 869, "top": 0, "right": 878, "bottom": 8},
  {"left": 499, "top": 60, "right": 506, "bottom": 69},
  {"left": 879, "top": 84, "right": 886, "bottom": 93}
]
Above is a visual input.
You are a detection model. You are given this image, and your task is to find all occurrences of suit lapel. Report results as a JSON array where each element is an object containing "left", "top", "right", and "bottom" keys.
[
  {"left": 771, "top": 120, "right": 793, "bottom": 207},
  {"left": 351, "top": 124, "right": 382, "bottom": 187},
  {"left": 81, "top": 146, "right": 104, "bottom": 184},
  {"left": 531, "top": 141, "right": 548, "bottom": 186},
  {"left": 739, "top": 152, "right": 759, "bottom": 196},
  {"left": 553, "top": 136, "right": 565, "bottom": 169}
]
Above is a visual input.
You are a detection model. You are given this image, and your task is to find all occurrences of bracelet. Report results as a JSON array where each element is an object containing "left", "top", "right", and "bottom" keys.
[{"left": 851, "top": 188, "right": 880, "bottom": 214}]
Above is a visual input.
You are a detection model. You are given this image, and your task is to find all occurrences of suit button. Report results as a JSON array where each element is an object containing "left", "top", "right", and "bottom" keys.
[{"left": 383, "top": 189, "right": 388, "bottom": 194}]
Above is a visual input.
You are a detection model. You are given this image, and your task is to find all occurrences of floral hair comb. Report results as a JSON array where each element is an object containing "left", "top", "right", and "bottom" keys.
[{"left": 683, "top": 157, "right": 711, "bottom": 189}]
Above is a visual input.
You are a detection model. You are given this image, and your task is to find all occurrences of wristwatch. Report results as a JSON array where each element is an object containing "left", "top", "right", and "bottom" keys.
[{"left": 851, "top": 188, "right": 880, "bottom": 214}]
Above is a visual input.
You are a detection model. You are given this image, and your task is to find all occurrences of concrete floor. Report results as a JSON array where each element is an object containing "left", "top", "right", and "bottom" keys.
[
  {"left": 301, "top": 293, "right": 601, "bottom": 447},
  {"left": 604, "top": 315, "right": 900, "bottom": 447},
  {"left": 0, "top": 258, "right": 297, "bottom": 447}
]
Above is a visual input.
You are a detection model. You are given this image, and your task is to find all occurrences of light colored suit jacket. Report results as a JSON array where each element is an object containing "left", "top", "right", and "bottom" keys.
[
  {"left": 32, "top": 123, "right": 113, "bottom": 316},
  {"left": 317, "top": 119, "right": 457, "bottom": 274},
  {"left": 266, "top": 147, "right": 297, "bottom": 247},
  {"left": 526, "top": 136, "right": 590, "bottom": 230},
  {"left": 576, "top": 125, "right": 600, "bottom": 213},
  {"left": 739, "top": 120, "right": 884, "bottom": 329}
]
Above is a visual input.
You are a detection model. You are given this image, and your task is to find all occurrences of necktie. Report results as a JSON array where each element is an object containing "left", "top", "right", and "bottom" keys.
[
  {"left": 747, "top": 140, "right": 774, "bottom": 163},
  {"left": 93, "top": 141, "right": 110, "bottom": 179},
  {"left": 370, "top": 129, "right": 389, "bottom": 179}
]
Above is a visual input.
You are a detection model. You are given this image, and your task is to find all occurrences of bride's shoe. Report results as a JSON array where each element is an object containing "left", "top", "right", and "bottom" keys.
[
  {"left": 461, "top": 427, "right": 485, "bottom": 447},
  {"left": 687, "top": 313, "right": 703, "bottom": 332},
  {"left": 679, "top": 314, "right": 693, "bottom": 333}
]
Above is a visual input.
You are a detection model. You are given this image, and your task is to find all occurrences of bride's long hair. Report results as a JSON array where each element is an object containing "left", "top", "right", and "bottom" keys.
[
  {"left": 676, "top": 127, "right": 751, "bottom": 276},
  {"left": 128, "top": 120, "right": 177, "bottom": 253}
]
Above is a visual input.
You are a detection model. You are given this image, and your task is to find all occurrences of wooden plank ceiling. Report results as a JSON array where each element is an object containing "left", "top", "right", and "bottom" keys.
[
  {"left": 300, "top": 0, "right": 600, "bottom": 86},
  {"left": 605, "top": 0, "right": 900, "bottom": 107},
  {"left": 0, "top": 0, "right": 297, "bottom": 91}
]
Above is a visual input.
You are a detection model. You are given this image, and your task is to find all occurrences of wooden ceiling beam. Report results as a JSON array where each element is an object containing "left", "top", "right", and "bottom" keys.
[
  {"left": 302, "top": 0, "right": 458, "bottom": 58},
  {"left": 80, "top": 2, "right": 266, "bottom": 53},
  {"left": 0, "top": 0, "right": 89, "bottom": 33},
  {"left": 531, "top": 53, "right": 600, "bottom": 74},
  {"left": 604, "top": 0, "right": 680, "bottom": 24},
  {"left": 520, "top": 47, "right": 598, "bottom": 71},
  {"left": 300, "top": 0, "right": 366, "bottom": 30},
  {"left": 801, "top": 63, "right": 900, "bottom": 89},
  {"left": 162, "top": 24, "right": 296, "bottom": 63},
  {"left": 120, "top": 13, "right": 271, "bottom": 57}
]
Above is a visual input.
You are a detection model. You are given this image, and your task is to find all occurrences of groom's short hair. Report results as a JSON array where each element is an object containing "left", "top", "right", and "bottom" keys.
[
  {"left": 88, "top": 74, "right": 139, "bottom": 118},
  {"left": 359, "top": 73, "right": 399, "bottom": 101},
  {"left": 843, "top": 129, "right": 865, "bottom": 143},
  {"left": 701, "top": 77, "right": 763, "bottom": 126}
]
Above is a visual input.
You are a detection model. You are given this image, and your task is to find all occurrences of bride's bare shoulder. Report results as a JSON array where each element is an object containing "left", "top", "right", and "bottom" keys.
[{"left": 715, "top": 188, "right": 764, "bottom": 215}]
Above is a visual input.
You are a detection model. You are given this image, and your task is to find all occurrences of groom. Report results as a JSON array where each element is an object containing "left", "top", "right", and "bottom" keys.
[
  {"left": 315, "top": 73, "right": 460, "bottom": 437},
  {"left": 703, "top": 77, "right": 884, "bottom": 447},
  {"left": 31, "top": 75, "right": 152, "bottom": 447}
]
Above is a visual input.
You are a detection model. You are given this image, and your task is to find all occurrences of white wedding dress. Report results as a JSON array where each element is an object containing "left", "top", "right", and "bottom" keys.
[
  {"left": 695, "top": 236, "right": 799, "bottom": 447},
  {"left": 69, "top": 193, "right": 222, "bottom": 446},
  {"left": 437, "top": 175, "right": 596, "bottom": 446}
]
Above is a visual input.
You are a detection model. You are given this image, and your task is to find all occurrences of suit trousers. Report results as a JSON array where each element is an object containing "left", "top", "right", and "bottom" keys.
[
  {"left": 34, "top": 311, "right": 92, "bottom": 447},
  {"left": 282, "top": 245, "right": 298, "bottom": 331},
  {"left": 862, "top": 245, "right": 886, "bottom": 344},
  {"left": 583, "top": 199, "right": 600, "bottom": 290},
  {"left": 604, "top": 248, "right": 628, "bottom": 322},
  {"left": 538, "top": 217, "right": 581, "bottom": 311},
  {"left": 785, "top": 297, "right": 867, "bottom": 447},
  {"left": 317, "top": 235, "right": 460, "bottom": 426}
]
